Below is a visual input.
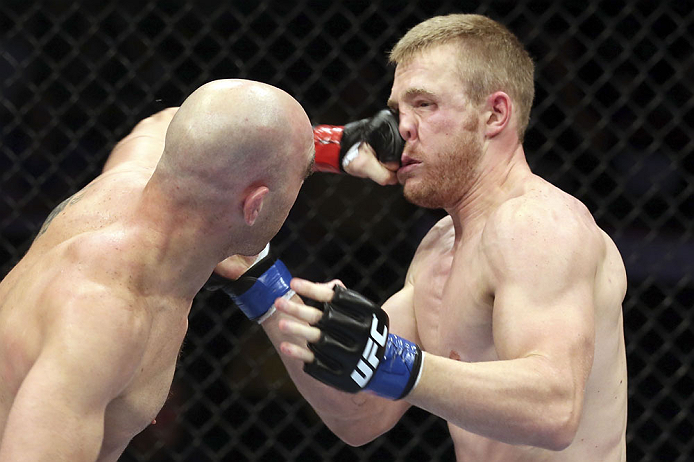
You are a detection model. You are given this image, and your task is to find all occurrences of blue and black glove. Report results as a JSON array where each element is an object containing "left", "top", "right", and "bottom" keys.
[{"left": 304, "top": 285, "right": 423, "bottom": 400}]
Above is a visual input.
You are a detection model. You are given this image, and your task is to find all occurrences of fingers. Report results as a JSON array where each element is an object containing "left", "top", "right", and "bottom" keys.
[
  {"left": 278, "top": 315, "right": 321, "bottom": 343},
  {"left": 279, "top": 341, "right": 315, "bottom": 363},
  {"left": 275, "top": 289, "right": 323, "bottom": 324},
  {"left": 289, "top": 278, "right": 339, "bottom": 303},
  {"left": 343, "top": 144, "right": 398, "bottom": 186},
  {"left": 274, "top": 294, "right": 323, "bottom": 364},
  {"left": 274, "top": 278, "right": 347, "bottom": 364}
]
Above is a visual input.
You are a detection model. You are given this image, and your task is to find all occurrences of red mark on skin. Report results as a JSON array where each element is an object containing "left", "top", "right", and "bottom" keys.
[{"left": 449, "top": 350, "right": 461, "bottom": 361}]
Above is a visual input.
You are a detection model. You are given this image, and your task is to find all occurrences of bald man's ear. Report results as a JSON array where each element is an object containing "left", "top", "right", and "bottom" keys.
[
  {"left": 484, "top": 92, "right": 511, "bottom": 138},
  {"left": 242, "top": 186, "right": 269, "bottom": 226}
]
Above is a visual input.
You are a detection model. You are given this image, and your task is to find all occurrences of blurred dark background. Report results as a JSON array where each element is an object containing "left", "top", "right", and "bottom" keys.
[{"left": 1, "top": 1, "right": 692, "bottom": 460}]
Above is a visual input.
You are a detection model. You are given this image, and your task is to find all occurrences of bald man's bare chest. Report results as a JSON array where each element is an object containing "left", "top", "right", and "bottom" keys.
[
  {"left": 101, "top": 304, "right": 189, "bottom": 454},
  {"left": 1, "top": 279, "right": 189, "bottom": 456}
]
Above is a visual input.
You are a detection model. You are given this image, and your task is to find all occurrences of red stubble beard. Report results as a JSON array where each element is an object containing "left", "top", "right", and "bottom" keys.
[{"left": 401, "top": 121, "right": 483, "bottom": 210}]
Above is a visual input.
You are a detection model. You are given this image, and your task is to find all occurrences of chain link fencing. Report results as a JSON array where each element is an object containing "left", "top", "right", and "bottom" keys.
[{"left": 1, "top": 0, "right": 692, "bottom": 460}]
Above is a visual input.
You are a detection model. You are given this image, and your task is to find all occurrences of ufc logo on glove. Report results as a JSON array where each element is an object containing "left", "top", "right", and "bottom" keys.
[
  {"left": 351, "top": 314, "right": 389, "bottom": 387},
  {"left": 304, "top": 285, "right": 423, "bottom": 400}
]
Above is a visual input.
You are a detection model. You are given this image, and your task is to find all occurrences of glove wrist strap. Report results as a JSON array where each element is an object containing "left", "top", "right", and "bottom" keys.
[
  {"left": 364, "top": 333, "right": 423, "bottom": 400},
  {"left": 227, "top": 259, "right": 293, "bottom": 322},
  {"left": 204, "top": 245, "right": 293, "bottom": 323},
  {"left": 340, "top": 142, "right": 360, "bottom": 169},
  {"left": 313, "top": 125, "right": 344, "bottom": 173}
]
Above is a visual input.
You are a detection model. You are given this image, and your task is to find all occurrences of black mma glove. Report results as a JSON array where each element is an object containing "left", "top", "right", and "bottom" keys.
[
  {"left": 313, "top": 109, "right": 404, "bottom": 172},
  {"left": 304, "top": 285, "right": 423, "bottom": 400}
]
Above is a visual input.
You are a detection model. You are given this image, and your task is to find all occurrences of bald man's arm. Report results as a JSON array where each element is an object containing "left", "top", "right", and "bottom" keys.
[
  {"left": 102, "top": 107, "right": 179, "bottom": 173},
  {"left": 340, "top": 143, "right": 399, "bottom": 186},
  {"left": 313, "top": 109, "right": 402, "bottom": 186}
]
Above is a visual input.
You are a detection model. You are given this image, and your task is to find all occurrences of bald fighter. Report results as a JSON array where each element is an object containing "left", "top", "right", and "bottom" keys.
[{"left": 0, "top": 79, "right": 314, "bottom": 461}]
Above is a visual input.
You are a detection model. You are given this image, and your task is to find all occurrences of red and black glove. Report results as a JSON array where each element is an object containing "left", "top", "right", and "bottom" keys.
[{"left": 313, "top": 109, "right": 404, "bottom": 173}]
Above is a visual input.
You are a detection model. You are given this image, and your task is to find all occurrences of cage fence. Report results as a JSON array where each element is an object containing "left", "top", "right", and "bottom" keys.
[{"left": 1, "top": 1, "right": 692, "bottom": 461}]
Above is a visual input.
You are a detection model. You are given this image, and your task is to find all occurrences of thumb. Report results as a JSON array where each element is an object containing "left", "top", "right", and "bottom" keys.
[{"left": 344, "top": 144, "right": 399, "bottom": 186}]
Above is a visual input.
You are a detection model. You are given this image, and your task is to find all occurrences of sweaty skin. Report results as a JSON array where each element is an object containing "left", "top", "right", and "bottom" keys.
[
  {"left": 265, "top": 41, "right": 628, "bottom": 461},
  {"left": 0, "top": 80, "right": 314, "bottom": 461}
]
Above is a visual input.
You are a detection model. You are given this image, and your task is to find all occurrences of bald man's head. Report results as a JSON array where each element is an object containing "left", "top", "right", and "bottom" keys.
[
  {"left": 151, "top": 79, "right": 314, "bottom": 254},
  {"left": 160, "top": 79, "right": 312, "bottom": 190}
]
